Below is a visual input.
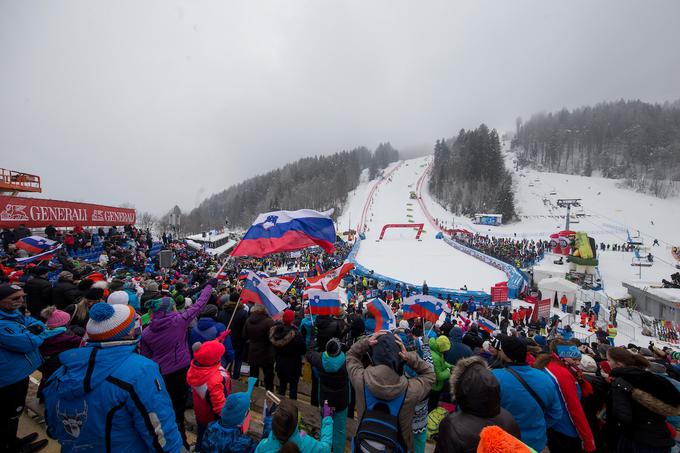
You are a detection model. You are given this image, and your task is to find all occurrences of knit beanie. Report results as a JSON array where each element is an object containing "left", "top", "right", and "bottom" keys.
[
  {"left": 500, "top": 336, "right": 527, "bottom": 364},
  {"left": 145, "top": 297, "right": 175, "bottom": 313},
  {"left": 58, "top": 271, "right": 74, "bottom": 282},
  {"left": 41, "top": 306, "right": 71, "bottom": 328},
  {"left": 533, "top": 335, "right": 546, "bottom": 347},
  {"left": 398, "top": 320, "right": 410, "bottom": 330},
  {"left": 107, "top": 290, "right": 130, "bottom": 306},
  {"left": 221, "top": 377, "right": 257, "bottom": 427},
  {"left": 194, "top": 340, "right": 225, "bottom": 366},
  {"left": 0, "top": 283, "right": 22, "bottom": 301},
  {"left": 282, "top": 309, "right": 295, "bottom": 326},
  {"left": 86, "top": 303, "right": 136, "bottom": 342},
  {"left": 579, "top": 354, "right": 597, "bottom": 373},
  {"left": 200, "top": 304, "right": 218, "bottom": 319},
  {"left": 436, "top": 335, "right": 451, "bottom": 353},
  {"left": 477, "top": 425, "right": 536, "bottom": 453}
]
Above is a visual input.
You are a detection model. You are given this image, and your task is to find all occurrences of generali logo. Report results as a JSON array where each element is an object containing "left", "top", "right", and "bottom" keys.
[{"left": 0, "top": 204, "right": 29, "bottom": 221}]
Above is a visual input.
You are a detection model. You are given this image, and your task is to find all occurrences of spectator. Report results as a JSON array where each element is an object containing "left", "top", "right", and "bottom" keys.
[
  {"left": 140, "top": 282, "right": 214, "bottom": 448},
  {"left": 492, "top": 336, "right": 563, "bottom": 452},
  {"left": 445, "top": 326, "right": 473, "bottom": 366},
  {"left": 346, "top": 331, "right": 435, "bottom": 452},
  {"left": 37, "top": 306, "right": 82, "bottom": 398},
  {"left": 220, "top": 292, "right": 248, "bottom": 378},
  {"left": 44, "top": 303, "right": 182, "bottom": 452},
  {"left": 51, "top": 271, "right": 82, "bottom": 309},
  {"left": 0, "top": 284, "right": 57, "bottom": 453},
  {"left": 435, "top": 356, "right": 520, "bottom": 453},
  {"left": 243, "top": 304, "right": 275, "bottom": 391},
  {"left": 255, "top": 400, "right": 333, "bottom": 452},
  {"left": 24, "top": 266, "right": 53, "bottom": 318},
  {"left": 269, "top": 309, "right": 306, "bottom": 400}
]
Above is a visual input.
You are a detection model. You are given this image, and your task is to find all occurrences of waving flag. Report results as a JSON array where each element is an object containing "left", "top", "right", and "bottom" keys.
[
  {"left": 306, "top": 290, "right": 341, "bottom": 315},
  {"left": 477, "top": 316, "right": 499, "bottom": 334},
  {"left": 366, "top": 298, "right": 396, "bottom": 332},
  {"left": 305, "top": 262, "right": 354, "bottom": 292},
  {"left": 238, "top": 270, "right": 269, "bottom": 280},
  {"left": 231, "top": 209, "right": 336, "bottom": 258},
  {"left": 239, "top": 270, "right": 287, "bottom": 316},
  {"left": 402, "top": 294, "right": 449, "bottom": 323},
  {"left": 315, "top": 259, "right": 324, "bottom": 275},
  {"left": 16, "top": 244, "right": 62, "bottom": 265},
  {"left": 265, "top": 275, "right": 295, "bottom": 295},
  {"left": 16, "top": 236, "right": 58, "bottom": 254}
]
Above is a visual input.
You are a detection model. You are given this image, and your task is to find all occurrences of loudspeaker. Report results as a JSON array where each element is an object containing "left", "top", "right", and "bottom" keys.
[{"left": 159, "top": 250, "right": 173, "bottom": 268}]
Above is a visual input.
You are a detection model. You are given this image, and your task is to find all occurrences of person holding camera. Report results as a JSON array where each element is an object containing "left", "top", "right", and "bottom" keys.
[{"left": 0, "top": 283, "right": 64, "bottom": 453}]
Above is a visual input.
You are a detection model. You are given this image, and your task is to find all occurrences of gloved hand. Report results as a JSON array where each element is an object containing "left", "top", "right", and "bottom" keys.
[
  {"left": 207, "top": 278, "right": 219, "bottom": 287},
  {"left": 27, "top": 323, "right": 45, "bottom": 335},
  {"left": 322, "top": 400, "right": 333, "bottom": 418},
  {"left": 42, "top": 327, "right": 67, "bottom": 338}
]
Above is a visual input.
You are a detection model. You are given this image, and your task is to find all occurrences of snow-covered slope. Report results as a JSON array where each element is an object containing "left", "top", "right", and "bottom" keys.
[
  {"left": 419, "top": 150, "right": 680, "bottom": 298},
  {"left": 338, "top": 157, "right": 506, "bottom": 291}
]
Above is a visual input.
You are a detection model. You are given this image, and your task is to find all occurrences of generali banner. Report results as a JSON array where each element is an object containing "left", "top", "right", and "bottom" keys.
[{"left": 0, "top": 196, "right": 136, "bottom": 228}]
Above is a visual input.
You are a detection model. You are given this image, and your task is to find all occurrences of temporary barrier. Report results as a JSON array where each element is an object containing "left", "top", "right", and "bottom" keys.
[
  {"left": 0, "top": 196, "right": 136, "bottom": 228},
  {"left": 347, "top": 237, "right": 491, "bottom": 304},
  {"left": 378, "top": 223, "right": 424, "bottom": 240}
]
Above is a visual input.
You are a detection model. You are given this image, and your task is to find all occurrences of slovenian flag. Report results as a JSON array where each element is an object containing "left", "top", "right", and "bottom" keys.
[
  {"left": 477, "top": 316, "right": 499, "bottom": 334},
  {"left": 306, "top": 290, "right": 341, "bottom": 315},
  {"left": 238, "top": 269, "right": 269, "bottom": 280},
  {"left": 239, "top": 270, "right": 288, "bottom": 316},
  {"left": 305, "top": 262, "right": 354, "bottom": 292},
  {"left": 401, "top": 294, "right": 449, "bottom": 323},
  {"left": 16, "top": 244, "right": 62, "bottom": 265},
  {"left": 231, "top": 209, "right": 336, "bottom": 258},
  {"left": 16, "top": 235, "right": 58, "bottom": 254},
  {"left": 366, "top": 298, "right": 396, "bottom": 332}
]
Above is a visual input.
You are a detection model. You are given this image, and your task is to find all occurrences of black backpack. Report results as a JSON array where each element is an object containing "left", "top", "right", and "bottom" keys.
[{"left": 352, "top": 385, "right": 407, "bottom": 453}]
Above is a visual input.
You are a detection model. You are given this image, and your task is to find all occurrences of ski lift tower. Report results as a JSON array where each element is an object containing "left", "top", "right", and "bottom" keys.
[
  {"left": 556, "top": 198, "right": 582, "bottom": 231},
  {"left": 0, "top": 168, "right": 42, "bottom": 196}
]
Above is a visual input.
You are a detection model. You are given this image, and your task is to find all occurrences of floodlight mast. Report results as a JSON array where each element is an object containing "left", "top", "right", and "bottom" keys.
[{"left": 556, "top": 198, "right": 582, "bottom": 231}]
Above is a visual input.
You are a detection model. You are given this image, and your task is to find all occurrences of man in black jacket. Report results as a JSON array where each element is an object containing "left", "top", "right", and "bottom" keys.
[
  {"left": 51, "top": 271, "right": 82, "bottom": 309},
  {"left": 24, "top": 266, "right": 52, "bottom": 318},
  {"left": 220, "top": 292, "right": 248, "bottom": 378}
]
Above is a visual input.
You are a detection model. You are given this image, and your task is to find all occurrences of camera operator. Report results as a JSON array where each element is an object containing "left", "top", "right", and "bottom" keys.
[{"left": 0, "top": 283, "right": 65, "bottom": 452}]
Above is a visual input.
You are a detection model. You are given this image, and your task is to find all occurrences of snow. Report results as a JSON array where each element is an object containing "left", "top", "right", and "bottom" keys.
[
  {"left": 186, "top": 230, "right": 232, "bottom": 242},
  {"left": 339, "top": 157, "right": 506, "bottom": 291}
]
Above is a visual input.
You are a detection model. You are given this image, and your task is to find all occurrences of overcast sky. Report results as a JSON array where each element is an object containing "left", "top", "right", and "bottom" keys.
[{"left": 2, "top": 1, "right": 679, "bottom": 215}]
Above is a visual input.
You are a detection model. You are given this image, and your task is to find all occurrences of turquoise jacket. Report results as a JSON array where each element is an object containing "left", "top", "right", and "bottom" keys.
[
  {"left": 0, "top": 308, "right": 49, "bottom": 387},
  {"left": 255, "top": 416, "right": 333, "bottom": 453}
]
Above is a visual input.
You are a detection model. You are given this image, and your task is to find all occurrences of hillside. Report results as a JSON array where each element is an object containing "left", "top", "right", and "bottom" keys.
[
  {"left": 174, "top": 143, "right": 398, "bottom": 232},
  {"left": 512, "top": 99, "right": 680, "bottom": 198}
]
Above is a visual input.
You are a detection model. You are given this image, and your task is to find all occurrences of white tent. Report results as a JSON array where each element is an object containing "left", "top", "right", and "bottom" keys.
[{"left": 538, "top": 277, "right": 581, "bottom": 308}]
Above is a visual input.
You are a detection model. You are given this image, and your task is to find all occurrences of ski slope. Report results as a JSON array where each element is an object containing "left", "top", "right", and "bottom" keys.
[
  {"left": 338, "top": 157, "right": 506, "bottom": 291},
  {"left": 419, "top": 151, "right": 680, "bottom": 298}
]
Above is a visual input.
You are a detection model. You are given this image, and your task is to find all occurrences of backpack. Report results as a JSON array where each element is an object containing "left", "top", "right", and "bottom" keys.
[{"left": 352, "top": 385, "right": 407, "bottom": 453}]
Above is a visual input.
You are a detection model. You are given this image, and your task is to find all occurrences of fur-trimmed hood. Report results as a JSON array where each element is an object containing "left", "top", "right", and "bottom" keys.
[
  {"left": 611, "top": 366, "right": 680, "bottom": 417},
  {"left": 269, "top": 325, "right": 297, "bottom": 347},
  {"left": 450, "top": 355, "right": 502, "bottom": 418}
]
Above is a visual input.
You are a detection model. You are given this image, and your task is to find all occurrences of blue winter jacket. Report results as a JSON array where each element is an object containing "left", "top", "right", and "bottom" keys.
[
  {"left": 43, "top": 341, "right": 182, "bottom": 453},
  {"left": 493, "top": 365, "right": 563, "bottom": 452},
  {"left": 0, "top": 308, "right": 46, "bottom": 387},
  {"left": 444, "top": 327, "right": 472, "bottom": 366},
  {"left": 189, "top": 317, "right": 235, "bottom": 364}
]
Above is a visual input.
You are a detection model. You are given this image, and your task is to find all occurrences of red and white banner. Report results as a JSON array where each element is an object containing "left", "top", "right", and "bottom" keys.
[{"left": 0, "top": 196, "right": 136, "bottom": 228}]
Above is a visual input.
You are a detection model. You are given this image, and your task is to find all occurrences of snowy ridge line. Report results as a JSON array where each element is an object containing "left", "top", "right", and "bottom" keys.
[
  {"left": 414, "top": 159, "right": 527, "bottom": 298},
  {"left": 357, "top": 161, "right": 403, "bottom": 233}
]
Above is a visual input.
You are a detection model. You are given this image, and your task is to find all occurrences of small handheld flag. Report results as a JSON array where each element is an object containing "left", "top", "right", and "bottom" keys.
[
  {"left": 366, "top": 298, "right": 396, "bottom": 332},
  {"left": 477, "top": 316, "right": 499, "bottom": 334},
  {"left": 239, "top": 270, "right": 288, "bottom": 317},
  {"left": 306, "top": 290, "right": 341, "bottom": 316},
  {"left": 401, "top": 294, "right": 448, "bottom": 323}
]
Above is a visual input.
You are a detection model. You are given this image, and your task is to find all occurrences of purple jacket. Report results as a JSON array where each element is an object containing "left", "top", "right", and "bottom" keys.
[{"left": 140, "top": 285, "right": 212, "bottom": 375}]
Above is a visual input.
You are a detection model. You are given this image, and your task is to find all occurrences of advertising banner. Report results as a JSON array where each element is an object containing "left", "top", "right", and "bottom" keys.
[{"left": 0, "top": 196, "right": 136, "bottom": 228}]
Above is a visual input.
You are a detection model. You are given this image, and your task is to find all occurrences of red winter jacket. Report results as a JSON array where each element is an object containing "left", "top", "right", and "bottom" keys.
[
  {"left": 186, "top": 360, "right": 229, "bottom": 425},
  {"left": 545, "top": 357, "right": 596, "bottom": 452}
]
